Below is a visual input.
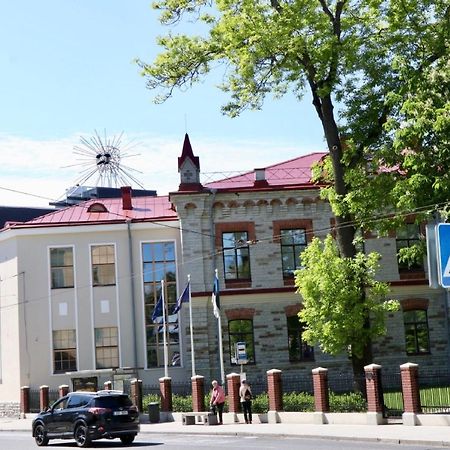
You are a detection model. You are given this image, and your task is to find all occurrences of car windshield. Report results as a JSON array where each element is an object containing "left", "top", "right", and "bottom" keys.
[{"left": 93, "top": 395, "right": 132, "bottom": 408}]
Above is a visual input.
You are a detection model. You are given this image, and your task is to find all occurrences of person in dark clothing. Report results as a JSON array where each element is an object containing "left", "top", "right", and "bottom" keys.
[{"left": 239, "top": 379, "right": 253, "bottom": 424}]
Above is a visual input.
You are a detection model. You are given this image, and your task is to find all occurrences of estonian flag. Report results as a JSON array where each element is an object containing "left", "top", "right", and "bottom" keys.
[
  {"left": 172, "top": 282, "right": 190, "bottom": 315},
  {"left": 151, "top": 294, "right": 164, "bottom": 322},
  {"left": 211, "top": 273, "right": 220, "bottom": 319}
]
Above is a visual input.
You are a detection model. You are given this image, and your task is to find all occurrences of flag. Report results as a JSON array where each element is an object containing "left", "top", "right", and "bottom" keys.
[
  {"left": 151, "top": 294, "right": 163, "bottom": 322},
  {"left": 172, "top": 282, "right": 190, "bottom": 315},
  {"left": 211, "top": 273, "right": 220, "bottom": 319}
]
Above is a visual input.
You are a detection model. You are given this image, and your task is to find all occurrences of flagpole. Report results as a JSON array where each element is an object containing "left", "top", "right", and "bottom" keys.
[
  {"left": 161, "top": 279, "right": 169, "bottom": 378},
  {"left": 187, "top": 274, "right": 196, "bottom": 377},
  {"left": 215, "top": 269, "right": 225, "bottom": 386}
]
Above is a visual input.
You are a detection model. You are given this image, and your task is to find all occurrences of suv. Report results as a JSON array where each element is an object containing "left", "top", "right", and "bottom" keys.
[{"left": 32, "top": 390, "right": 140, "bottom": 447}]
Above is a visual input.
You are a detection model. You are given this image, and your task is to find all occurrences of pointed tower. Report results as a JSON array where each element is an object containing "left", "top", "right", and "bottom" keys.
[{"left": 178, "top": 133, "right": 203, "bottom": 191}]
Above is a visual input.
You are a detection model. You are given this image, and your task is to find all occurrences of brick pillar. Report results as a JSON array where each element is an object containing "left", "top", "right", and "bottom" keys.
[
  {"left": 130, "top": 379, "right": 143, "bottom": 412},
  {"left": 312, "top": 367, "right": 329, "bottom": 412},
  {"left": 159, "top": 377, "right": 173, "bottom": 412},
  {"left": 104, "top": 381, "right": 112, "bottom": 390},
  {"left": 365, "top": 364, "right": 384, "bottom": 413},
  {"left": 400, "top": 363, "right": 421, "bottom": 414},
  {"left": 58, "top": 384, "right": 69, "bottom": 398},
  {"left": 267, "top": 369, "right": 283, "bottom": 411},
  {"left": 20, "top": 386, "right": 30, "bottom": 414},
  {"left": 39, "top": 385, "right": 49, "bottom": 411},
  {"left": 191, "top": 375, "right": 205, "bottom": 412},
  {"left": 226, "top": 373, "right": 241, "bottom": 413}
]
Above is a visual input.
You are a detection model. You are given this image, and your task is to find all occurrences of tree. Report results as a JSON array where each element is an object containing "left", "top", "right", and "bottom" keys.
[
  {"left": 295, "top": 235, "right": 397, "bottom": 387},
  {"left": 137, "top": 0, "right": 449, "bottom": 377}
]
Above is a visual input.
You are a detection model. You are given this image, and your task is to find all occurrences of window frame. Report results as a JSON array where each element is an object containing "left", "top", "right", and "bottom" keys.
[
  {"left": 396, "top": 223, "right": 424, "bottom": 272},
  {"left": 286, "top": 315, "right": 314, "bottom": 362},
  {"left": 50, "top": 247, "right": 74, "bottom": 289},
  {"left": 95, "top": 327, "right": 119, "bottom": 369},
  {"left": 53, "top": 329, "right": 77, "bottom": 374},
  {"left": 279, "top": 228, "right": 308, "bottom": 278},
  {"left": 222, "top": 231, "right": 251, "bottom": 281},
  {"left": 403, "top": 309, "right": 431, "bottom": 355},
  {"left": 228, "top": 319, "right": 256, "bottom": 365},
  {"left": 142, "top": 241, "right": 180, "bottom": 369},
  {"left": 91, "top": 244, "right": 116, "bottom": 287}
]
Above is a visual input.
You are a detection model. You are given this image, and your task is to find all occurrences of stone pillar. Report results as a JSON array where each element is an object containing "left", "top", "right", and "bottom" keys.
[
  {"left": 130, "top": 379, "right": 143, "bottom": 412},
  {"left": 20, "top": 386, "right": 30, "bottom": 415},
  {"left": 58, "top": 384, "right": 69, "bottom": 398},
  {"left": 104, "top": 381, "right": 113, "bottom": 390},
  {"left": 191, "top": 375, "right": 205, "bottom": 412},
  {"left": 39, "top": 385, "right": 49, "bottom": 411},
  {"left": 267, "top": 369, "right": 282, "bottom": 423},
  {"left": 400, "top": 362, "right": 421, "bottom": 425},
  {"left": 226, "top": 373, "right": 241, "bottom": 414},
  {"left": 364, "top": 364, "right": 386, "bottom": 425},
  {"left": 159, "top": 377, "right": 173, "bottom": 412},
  {"left": 312, "top": 367, "right": 329, "bottom": 413}
]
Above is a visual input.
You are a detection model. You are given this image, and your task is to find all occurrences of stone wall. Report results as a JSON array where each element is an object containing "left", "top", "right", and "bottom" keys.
[{"left": 0, "top": 402, "right": 20, "bottom": 418}]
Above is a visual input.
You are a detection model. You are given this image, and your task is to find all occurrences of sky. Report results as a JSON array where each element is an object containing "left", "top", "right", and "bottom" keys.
[{"left": 0, "top": 0, "right": 326, "bottom": 208}]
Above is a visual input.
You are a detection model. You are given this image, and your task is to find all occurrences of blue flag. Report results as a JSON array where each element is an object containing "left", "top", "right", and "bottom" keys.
[
  {"left": 172, "top": 282, "right": 190, "bottom": 315},
  {"left": 151, "top": 294, "right": 163, "bottom": 322},
  {"left": 211, "top": 273, "right": 220, "bottom": 319}
]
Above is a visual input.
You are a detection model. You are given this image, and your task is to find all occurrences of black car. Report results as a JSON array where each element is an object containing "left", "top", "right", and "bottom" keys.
[{"left": 32, "top": 390, "right": 140, "bottom": 447}]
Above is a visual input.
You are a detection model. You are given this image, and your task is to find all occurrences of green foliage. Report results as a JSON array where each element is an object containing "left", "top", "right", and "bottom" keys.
[
  {"left": 251, "top": 392, "right": 269, "bottom": 414},
  {"left": 329, "top": 392, "right": 367, "bottom": 412},
  {"left": 142, "top": 393, "right": 160, "bottom": 412},
  {"left": 282, "top": 392, "right": 314, "bottom": 412},
  {"left": 296, "top": 235, "right": 398, "bottom": 359}
]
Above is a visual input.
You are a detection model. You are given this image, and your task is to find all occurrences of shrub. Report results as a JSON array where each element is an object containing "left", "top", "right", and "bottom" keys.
[
  {"left": 283, "top": 392, "right": 315, "bottom": 412},
  {"left": 329, "top": 391, "right": 367, "bottom": 412}
]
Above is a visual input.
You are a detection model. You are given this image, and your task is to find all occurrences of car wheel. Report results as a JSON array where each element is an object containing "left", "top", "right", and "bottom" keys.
[
  {"left": 120, "top": 434, "right": 135, "bottom": 445},
  {"left": 34, "top": 424, "right": 49, "bottom": 446},
  {"left": 74, "top": 424, "right": 91, "bottom": 448}
]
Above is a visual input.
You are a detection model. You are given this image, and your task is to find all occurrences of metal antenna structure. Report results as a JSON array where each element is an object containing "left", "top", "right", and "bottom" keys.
[{"left": 65, "top": 130, "right": 145, "bottom": 189}]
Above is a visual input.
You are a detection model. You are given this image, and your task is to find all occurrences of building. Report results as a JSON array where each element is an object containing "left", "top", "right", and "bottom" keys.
[{"left": 0, "top": 134, "right": 448, "bottom": 412}]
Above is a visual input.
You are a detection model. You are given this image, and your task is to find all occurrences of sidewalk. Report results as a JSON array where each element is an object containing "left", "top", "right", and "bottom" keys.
[{"left": 1, "top": 416, "right": 450, "bottom": 447}]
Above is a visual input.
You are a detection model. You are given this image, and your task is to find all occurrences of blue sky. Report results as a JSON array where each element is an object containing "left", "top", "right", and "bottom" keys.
[{"left": 0, "top": 0, "right": 325, "bottom": 207}]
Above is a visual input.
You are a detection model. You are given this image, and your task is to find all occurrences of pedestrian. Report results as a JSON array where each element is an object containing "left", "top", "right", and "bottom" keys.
[
  {"left": 239, "top": 379, "right": 253, "bottom": 424},
  {"left": 209, "top": 380, "right": 226, "bottom": 424}
]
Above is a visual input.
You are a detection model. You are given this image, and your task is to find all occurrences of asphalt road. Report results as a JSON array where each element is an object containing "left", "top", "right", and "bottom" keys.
[{"left": 1, "top": 431, "right": 449, "bottom": 450}]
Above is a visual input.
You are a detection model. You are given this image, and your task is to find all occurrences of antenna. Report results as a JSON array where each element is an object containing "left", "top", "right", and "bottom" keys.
[{"left": 64, "top": 130, "right": 145, "bottom": 189}]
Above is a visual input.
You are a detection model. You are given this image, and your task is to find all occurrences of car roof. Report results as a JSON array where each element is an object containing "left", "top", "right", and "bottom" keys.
[{"left": 68, "top": 390, "right": 127, "bottom": 397}]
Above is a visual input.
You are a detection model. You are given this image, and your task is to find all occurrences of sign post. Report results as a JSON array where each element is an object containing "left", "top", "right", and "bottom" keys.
[{"left": 436, "top": 223, "right": 450, "bottom": 288}]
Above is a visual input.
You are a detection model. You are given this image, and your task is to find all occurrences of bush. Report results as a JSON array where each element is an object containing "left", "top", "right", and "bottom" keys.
[
  {"left": 329, "top": 391, "right": 367, "bottom": 412},
  {"left": 283, "top": 392, "right": 315, "bottom": 412},
  {"left": 252, "top": 393, "right": 268, "bottom": 413}
]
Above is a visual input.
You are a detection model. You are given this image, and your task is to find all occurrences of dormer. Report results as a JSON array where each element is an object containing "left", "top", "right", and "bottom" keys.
[{"left": 178, "top": 134, "right": 203, "bottom": 191}]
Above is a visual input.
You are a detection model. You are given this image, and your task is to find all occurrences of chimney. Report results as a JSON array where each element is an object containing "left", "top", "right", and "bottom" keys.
[
  {"left": 121, "top": 186, "right": 133, "bottom": 210},
  {"left": 254, "top": 168, "right": 269, "bottom": 187}
]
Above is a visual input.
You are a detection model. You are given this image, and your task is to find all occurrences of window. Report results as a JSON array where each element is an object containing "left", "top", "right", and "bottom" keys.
[
  {"left": 396, "top": 223, "right": 423, "bottom": 271},
  {"left": 142, "top": 242, "right": 180, "bottom": 368},
  {"left": 280, "top": 229, "right": 307, "bottom": 277},
  {"left": 92, "top": 245, "right": 115, "bottom": 286},
  {"left": 95, "top": 327, "right": 119, "bottom": 369},
  {"left": 287, "top": 316, "right": 314, "bottom": 362},
  {"left": 404, "top": 309, "right": 430, "bottom": 355},
  {"left": 222, "top": 232, "right": 251, "bottom": 280},
  {"left": 53, "top": 329, "right": 77, "bottom": 373},
  {"left": 50, "top": 247, "right": 74, "bottom": 289},
  {"left": 228, "top": 319, "right": 255, "bottom": 364}
]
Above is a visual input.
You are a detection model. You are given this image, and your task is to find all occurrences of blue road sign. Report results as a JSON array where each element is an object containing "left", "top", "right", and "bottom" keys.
[{"left": 437, "top": 223, "right": 450, "bottom": 288}]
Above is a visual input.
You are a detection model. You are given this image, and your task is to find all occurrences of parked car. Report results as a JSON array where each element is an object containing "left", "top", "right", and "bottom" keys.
[{"left": 32, "top": 390, "right": 140, "bottom": 447}]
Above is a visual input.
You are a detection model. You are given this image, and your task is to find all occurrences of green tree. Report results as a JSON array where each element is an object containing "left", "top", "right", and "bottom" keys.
[
  {"left": 137, "top": 0, "right": 449, "bottom": 377},
  {"left": 295, "top": 235, "right": 398, "bottom": 383}
]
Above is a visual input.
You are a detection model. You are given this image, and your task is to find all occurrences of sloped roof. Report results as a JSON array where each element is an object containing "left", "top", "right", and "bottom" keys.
[
  {"left": 204, "top": 152, "right": 327, "bottom": 190},
  {"left": 7, "top": 195, "right": 177, "bottom": 229}
]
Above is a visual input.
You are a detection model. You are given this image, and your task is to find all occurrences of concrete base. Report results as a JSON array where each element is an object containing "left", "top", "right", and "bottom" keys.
[
  {"left": 313, "top": 412, "right": 325, "bottom": 424},
  {"left": 267, "top": 411, "right": 281, "bottom": 424},
  {"left": 366, "top": 412, "right": 386, "bottom": 425},
  {"left": 402, "top": 412, "right": 418, "bottom": 426}
]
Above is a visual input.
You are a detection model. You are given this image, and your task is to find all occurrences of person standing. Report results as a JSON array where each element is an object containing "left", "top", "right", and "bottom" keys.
[
  {"left": 239, "top": 379, "right": 253, "bottom": 424},
  {"left": 210, "top": 380, "right": 226, "bottom": 424}
]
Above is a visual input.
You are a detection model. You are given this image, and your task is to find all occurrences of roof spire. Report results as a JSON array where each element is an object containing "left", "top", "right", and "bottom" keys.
[{"left": 177, "top": 134, "right": 203, "bottom": 192}]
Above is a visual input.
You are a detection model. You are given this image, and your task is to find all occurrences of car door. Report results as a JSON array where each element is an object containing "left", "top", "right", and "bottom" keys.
[{"left": 45, "top": 397, "right": 69, "bottom": 435}]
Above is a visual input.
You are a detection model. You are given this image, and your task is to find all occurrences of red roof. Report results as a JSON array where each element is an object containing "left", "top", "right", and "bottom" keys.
[
  {"left": 9, "top": 195, "right": 177, "bottom": 228},
  {"left": 204, "top": 152, "right": 327, "bottom": 190}
]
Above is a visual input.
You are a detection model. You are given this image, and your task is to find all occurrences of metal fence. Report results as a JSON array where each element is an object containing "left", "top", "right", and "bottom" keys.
[
  {"left": 419, "top": 370, "right": 450, "bottom": 414},
  {"left": 382, "top": 371, "right": 404, "bottom": 418},
  {"left": 28, "top": 389, "right": 60, "bottom": 413}
]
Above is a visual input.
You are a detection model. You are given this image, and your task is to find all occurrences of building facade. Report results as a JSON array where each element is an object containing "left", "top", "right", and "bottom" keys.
[{"left": 0, "top": 134, "right": 448, "bottom": 410}]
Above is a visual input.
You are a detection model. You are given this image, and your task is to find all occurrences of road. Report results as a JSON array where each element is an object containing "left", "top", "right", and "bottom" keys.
[{"left": 1, "top": 431, "right": 449, "bottom": 450}]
